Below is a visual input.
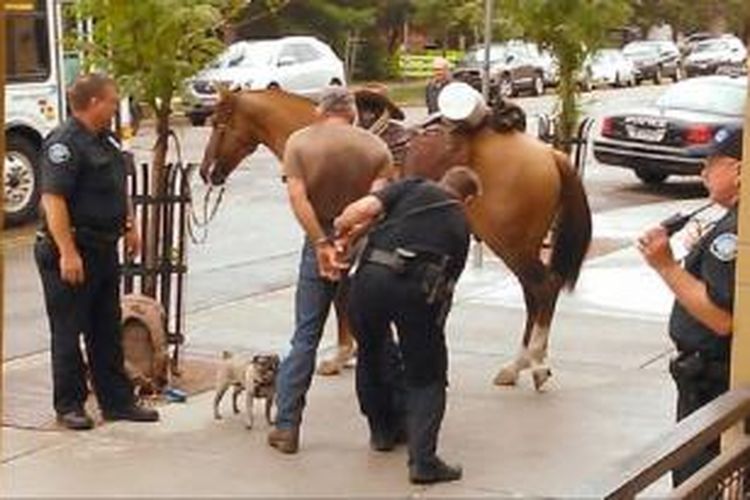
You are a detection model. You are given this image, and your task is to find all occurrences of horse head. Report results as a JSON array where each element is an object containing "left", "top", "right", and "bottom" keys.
[
  {"left": 199, "top": 86, "right": 263, "bottom": 186},
  {"left": 199, "top": 88, "right": 318, "bottom": 186}
]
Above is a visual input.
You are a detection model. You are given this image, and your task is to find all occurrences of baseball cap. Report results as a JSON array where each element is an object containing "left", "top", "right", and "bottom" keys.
[
  {"left": 703, "top": 126, "right": 743, "bottom": 160},
  {"left": 318, "top": 86, "right": 355, "bottom": 114}
]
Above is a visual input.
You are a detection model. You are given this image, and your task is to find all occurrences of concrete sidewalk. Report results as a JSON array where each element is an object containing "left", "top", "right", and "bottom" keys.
[{"left": 2, "top": 198, "right": 711, "bottom": 497}]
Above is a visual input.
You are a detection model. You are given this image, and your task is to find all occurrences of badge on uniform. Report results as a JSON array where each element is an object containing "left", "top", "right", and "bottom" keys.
[
  {"left": 709, "top": 233, "right": 737, "bottom": 262},
  {"left": 47, "top": 143, "right": 72, "bottom": 165}
]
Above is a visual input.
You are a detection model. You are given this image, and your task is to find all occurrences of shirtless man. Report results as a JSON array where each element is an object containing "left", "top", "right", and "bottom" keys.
[{"left": 268, "top": 87, "right": 394, "bottom": 454}]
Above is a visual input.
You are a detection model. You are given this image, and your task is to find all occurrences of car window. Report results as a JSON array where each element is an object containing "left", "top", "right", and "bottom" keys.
[
  {"left": 290, "top": 43, "right": 321, "bottom": 63},
  {"left": 695, "top": 40, "right": 729, "bottom": 52},
  {"left": 656, "top": 80, "right": 747, "bottom": 116}
]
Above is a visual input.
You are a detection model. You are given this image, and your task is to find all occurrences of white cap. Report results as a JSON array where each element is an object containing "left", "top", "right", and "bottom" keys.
[{"left": 437, "top": 82, "right": 487, "bottom": 125}]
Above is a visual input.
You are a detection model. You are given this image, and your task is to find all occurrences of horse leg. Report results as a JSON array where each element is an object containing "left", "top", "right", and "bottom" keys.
[
  {"left": 316, "top": 290, "right": 357, "bottom": 376},
  {"left": 494, "top": 287, "right": 536, "bottom": 386},
  {"left": 526, "top": 274, "right": 563, "bottom": 391}
]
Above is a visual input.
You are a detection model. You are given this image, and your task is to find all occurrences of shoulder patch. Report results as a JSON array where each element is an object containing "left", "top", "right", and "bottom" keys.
[
  {"left": 47, "top": 143, "right": 72, "bottom": 165},
  {"left": 709, "top": 233, "right": 737, "bottom": 262}
]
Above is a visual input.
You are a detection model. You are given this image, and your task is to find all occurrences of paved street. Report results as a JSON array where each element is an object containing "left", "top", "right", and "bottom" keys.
[{"left": 1, "top": 83, "right": 714, "bottom": 497}]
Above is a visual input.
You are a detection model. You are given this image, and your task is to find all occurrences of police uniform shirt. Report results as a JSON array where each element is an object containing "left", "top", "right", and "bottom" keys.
[
  {"left": 40, "top": 117, "right": 128, "bottom": 233},
  {"left": 370, "top": 177, "right": 471, "bottom": 278},
  {"left": 669, "top": 206, "right": 738, "bottom": 359}
]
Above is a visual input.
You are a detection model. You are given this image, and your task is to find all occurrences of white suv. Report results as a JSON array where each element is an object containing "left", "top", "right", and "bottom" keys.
[{"left": 184, "top": 36, "right": 346, "bottom": 126}]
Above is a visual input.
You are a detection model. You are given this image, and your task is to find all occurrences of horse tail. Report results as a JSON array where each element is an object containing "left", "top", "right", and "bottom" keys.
[{"left": 550, "top": 151, "right": 592, "bottom": 290}]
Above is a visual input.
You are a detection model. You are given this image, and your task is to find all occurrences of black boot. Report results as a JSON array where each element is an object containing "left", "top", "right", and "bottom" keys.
[{"left": 406, "top": 383, "right": 462, "bottom": 484}]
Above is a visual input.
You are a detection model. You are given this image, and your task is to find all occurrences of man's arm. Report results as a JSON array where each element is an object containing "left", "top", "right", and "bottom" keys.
[
  {"left": 334, "top": 194, "right": 384, "bottom": 238},
  {"left": 42, "top": 194, "right": 84, "bottom": 285},
  {"left": 638, "top": 226, "right": 733, "bottom": 335},
  {"left": 286, "top": 177, "right": 328, "bottom": 244}
]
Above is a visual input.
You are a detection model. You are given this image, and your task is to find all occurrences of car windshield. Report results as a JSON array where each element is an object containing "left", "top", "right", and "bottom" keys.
[
  {"left": 694, "top": 40, "right": 729, "bottom": 53},
  {"left": 463, "top": 46, "right": 505, "bottom": 64},
  {"left": 656, "top": 79, "right": 747, "bottom": 116},
  {"left": 623, "top": 43, "right": 657, "bottom": 57},
  {"left": 209, "top": 42, "right": 274, "bottom": 69}
]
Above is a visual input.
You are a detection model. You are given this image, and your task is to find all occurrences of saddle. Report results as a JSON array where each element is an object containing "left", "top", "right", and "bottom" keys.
[{"left": 354, "top": 88, "right": 526, "bottom": 180}]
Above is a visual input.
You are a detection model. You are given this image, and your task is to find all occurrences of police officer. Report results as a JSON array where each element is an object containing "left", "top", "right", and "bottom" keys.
[
  {"left": 638, "top": 126, "right": 742, "bottom": 485},
  {"left": 35, "top": 73, "right": 159, "bottom": 430},
  {"left": 335, "top": 166, "right": 481, "bottom": 484}
]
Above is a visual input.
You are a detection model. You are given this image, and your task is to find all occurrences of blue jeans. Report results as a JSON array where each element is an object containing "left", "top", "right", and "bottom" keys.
[{"left": 275, "top": 239, "right": 340, "bottom": 429}]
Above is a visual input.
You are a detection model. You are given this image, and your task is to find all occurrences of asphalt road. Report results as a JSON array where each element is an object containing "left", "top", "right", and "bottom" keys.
[{"left": 2, "top": 82, "right": 708, "bottom": 361}]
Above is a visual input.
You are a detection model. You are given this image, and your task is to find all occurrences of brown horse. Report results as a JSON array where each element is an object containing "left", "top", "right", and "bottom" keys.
[{"left": 199, "top": 88, "right": 592, "bottom": 390}]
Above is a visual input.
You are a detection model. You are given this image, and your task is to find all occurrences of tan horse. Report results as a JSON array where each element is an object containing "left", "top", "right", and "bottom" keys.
[{"left": 199, "top": 88, "right": 592, "bottom": 390}]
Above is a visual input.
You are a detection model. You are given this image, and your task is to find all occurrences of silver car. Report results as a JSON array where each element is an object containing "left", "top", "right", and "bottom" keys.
[{"left": 184, "top": 36, "right": 346, "bottom": 126}]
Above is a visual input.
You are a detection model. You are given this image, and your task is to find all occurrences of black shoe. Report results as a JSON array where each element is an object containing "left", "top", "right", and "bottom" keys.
[
  {"left": 56, "top": 409, "right": 94, "bottom": 430},
  {"left": 409, "top": 457, "right": 463, "bottom": 485},
  {"left": 102, "top": 404, "right": 159, "bottom": 422},
  {"left": 370, "top": 430, "right": 397, "bottom": 452}
]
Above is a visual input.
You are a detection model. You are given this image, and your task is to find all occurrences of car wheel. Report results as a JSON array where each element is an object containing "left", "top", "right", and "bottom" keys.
[
  {"left": 188, "top": 114, "right": 207, "bottom": 127},
  {"left": 498, "top": 75, "right": 514, "bottom": 98},
  {"left": 653, "top": 66, "right": 662, "bottom": 85},
  {"left": 267, "top": 82, "right": 281, "bottom": 90},
  {"left": 635, "top": 168, "right": 668, "bottom": 185},
  {"left": 672, "top": 65, "right": 683, "bottom": 82},
  {"left": 614, "top": 72, "right": 622, "bottom": 88},
  {"left": 329, "top": 78, "right": 343, "bottom": 86},
  {"left": 4, "top": 133, "right": 40, "bottom": 227},
  {"left": 532, "top": 74, "right": 544, "bottom": 96}
]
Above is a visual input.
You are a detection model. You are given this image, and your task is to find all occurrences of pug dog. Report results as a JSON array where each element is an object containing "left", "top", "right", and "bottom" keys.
[{"left": 213, "top": 351, "right": 280, "bottom": 429}]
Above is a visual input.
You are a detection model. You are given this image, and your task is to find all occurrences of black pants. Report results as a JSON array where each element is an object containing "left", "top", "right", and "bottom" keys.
[
  {"left": 348, "top": 263, "right": 449, "bottom": 433},
  {"left": 670, "top": 353, "right": 729, "bottom": 486},
  {"left": 34, "top": 236, "right": 134, "bottom": 414}
]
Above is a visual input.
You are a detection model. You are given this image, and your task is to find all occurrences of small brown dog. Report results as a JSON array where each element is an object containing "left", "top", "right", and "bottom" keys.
[{"left": 213, "top": 351, "right": 280, "bottom": 429}]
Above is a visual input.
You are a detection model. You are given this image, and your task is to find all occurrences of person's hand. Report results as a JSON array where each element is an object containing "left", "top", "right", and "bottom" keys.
[
  {"left": 637, "top": 226, "right": 677, "bottom": 272},
  {"left": 124, "top": 227, "right": 141, "bottom": 258},
  {"left": 60, "top": 250, "right": 85, "bottom": 285},
  {"left": 681, "top": 220, "right": 705, "bottom": 252},
  {"left": 315, "top": 242, "right": 349, "bottom": 281}
]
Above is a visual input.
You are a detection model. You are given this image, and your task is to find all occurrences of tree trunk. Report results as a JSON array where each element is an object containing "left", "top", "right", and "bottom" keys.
[
  {"left": 556, "top": 59, "right": 579, "bottom": 155},
  {"left": 143, "top": 105, "right": 171, "bottom": 297}
]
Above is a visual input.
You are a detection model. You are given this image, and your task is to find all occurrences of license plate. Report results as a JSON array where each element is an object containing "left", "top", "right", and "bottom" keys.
[{"left": 626, "top": 125, "right": 665, "bottom": 142}]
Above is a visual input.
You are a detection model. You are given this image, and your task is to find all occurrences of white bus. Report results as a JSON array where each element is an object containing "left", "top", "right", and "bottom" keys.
[{"left": 4, "top": 0, "right": 65, "bottom": 226}]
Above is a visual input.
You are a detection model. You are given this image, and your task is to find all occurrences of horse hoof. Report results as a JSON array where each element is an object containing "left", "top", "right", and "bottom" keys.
[
  {"left": 493, "top": 367, "right": 518, "bottom": 386},
  {"left": 532, "top": 368, "right": 552, "bottom": 391},
  {"left": 316, "top": 359, "right": 342, "bottom": 376}
]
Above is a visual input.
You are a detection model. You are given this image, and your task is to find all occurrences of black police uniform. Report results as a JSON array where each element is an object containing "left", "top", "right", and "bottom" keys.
[
  {"left": 34, "top": 116, "right": 135, "bottom": 417},
  {"left": 668, "top": 205, "right": 737, "bottom": 486},
  {"left": 347, "top": 177, "right": 470, "bottom": 481}
]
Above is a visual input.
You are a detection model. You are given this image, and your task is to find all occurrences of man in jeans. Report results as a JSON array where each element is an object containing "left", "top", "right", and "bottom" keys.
[{"left": 268, "top": 87, "right": 393, "bottom": 453}]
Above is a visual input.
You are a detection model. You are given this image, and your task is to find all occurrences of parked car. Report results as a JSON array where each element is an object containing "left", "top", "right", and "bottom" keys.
[
  {"left": 184, "top": 36, "right": 346, "bottom": 126},
  {"left": 622, "top": 40, "right": 683, "bottom": 84},
  {"left": 593, "top": 75, "right": 746, "bottom": 184},
  {"left": 684, "top": 35, "right": 747, "bottom": 77},
  {"left": 679, "top": 32, "right": 714, "bottom": 56},
  {"left": 492, "top": 41, "right": 549, "bottom": 97},
  {"left": 452, "top": 44, "right": 506, "bottom": 96},
  {"left": 580, "top": 48, "right": 636, "bottom": 90}
]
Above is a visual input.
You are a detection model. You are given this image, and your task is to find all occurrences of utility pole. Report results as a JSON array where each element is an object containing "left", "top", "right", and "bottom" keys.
[
  {"left": 481, "top": 0, "right": 493, "bottom": 103},
  {"left": 474, "top": 0, "right": 494, "bottom": 269}
]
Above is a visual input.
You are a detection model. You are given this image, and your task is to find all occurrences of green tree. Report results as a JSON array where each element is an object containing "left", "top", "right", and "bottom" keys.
[
  {"left": 74, "top": 0, "right": 243, "bottom": 295},
  {"left": 631, "top": 0, "right": 749, "bottom": 38},
  {"left": 499, "top": 0, "right": 631, "bottom": 152},
  {"left": 412, "top": 0, "right": 483, "bottom": 49},
  {"left": 75, "top": 0, "right": 243, "bottom": 185}
]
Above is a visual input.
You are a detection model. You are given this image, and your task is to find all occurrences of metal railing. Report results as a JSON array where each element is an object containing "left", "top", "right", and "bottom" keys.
[
  {"left": 537, "top": 113, "right": 596, "bottom": 177},
  {"left": 121, "top": 158, "right": 190, "bottom": 369},
  {"left": 601, "top": 388, "right": 750, "bottom": 499}
]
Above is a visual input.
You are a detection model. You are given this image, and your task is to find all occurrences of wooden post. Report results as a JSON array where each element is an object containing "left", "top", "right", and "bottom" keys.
[
  {"left": 1, "top": 0, "right": 7, "bottom": 452},
  {"left": 726, "top": 37, "right": 750, "bottom": 446}
]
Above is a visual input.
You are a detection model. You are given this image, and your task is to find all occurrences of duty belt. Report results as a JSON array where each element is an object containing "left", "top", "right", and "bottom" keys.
[{"left": 37, "top": 227, "right": 120, "bottom": 247}]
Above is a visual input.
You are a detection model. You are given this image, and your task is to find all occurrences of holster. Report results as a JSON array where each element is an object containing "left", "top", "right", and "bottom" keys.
[{"left": 669, "top": 351, "right": 729, "bottom": 385}]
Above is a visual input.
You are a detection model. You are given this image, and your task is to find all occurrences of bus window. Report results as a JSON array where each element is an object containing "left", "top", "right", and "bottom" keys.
[{"left": 6, "top": 0, "right": 51, "bottom": 83}]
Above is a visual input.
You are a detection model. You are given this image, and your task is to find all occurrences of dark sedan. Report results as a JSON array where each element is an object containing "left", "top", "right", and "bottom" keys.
[{"left": 593, "top": 75, "right": 746, "bottom": 184}]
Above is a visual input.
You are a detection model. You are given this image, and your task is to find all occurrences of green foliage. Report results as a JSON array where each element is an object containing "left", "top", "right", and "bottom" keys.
[
  {"left": 631, "top": 0, "right": 749, "bottom": 37},
  {"left": 499, "top": 0, "right": 631, "bottom": 152},
  {"left": 412, "top": 0, "right": 482, "bottom": 48},
  {"left": 74, "top": 0, "right": 243, "bottom": 119}
]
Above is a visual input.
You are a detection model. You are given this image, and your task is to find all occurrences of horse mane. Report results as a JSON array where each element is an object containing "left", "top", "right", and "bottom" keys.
[{"left": 487, "top": 98, "right": 527, "bottom": 133}]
